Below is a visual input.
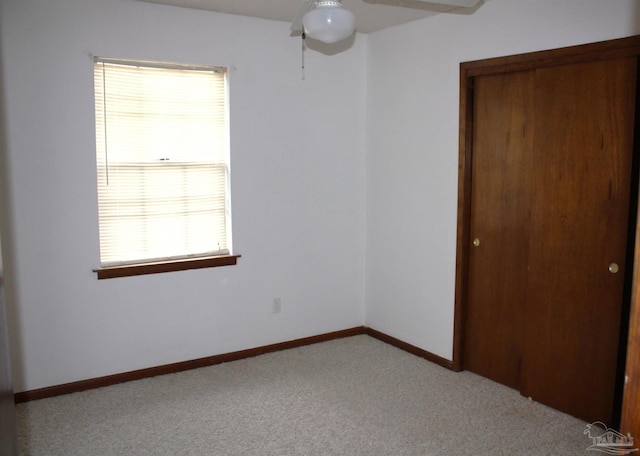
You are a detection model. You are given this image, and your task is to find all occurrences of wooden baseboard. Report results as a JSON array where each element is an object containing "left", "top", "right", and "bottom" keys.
[
  {"left": 14, "top": 326, "right": 366, "bottom": 403},
  {"left": 365, "top": 327, "right": 454, "bottom": 370},
  {"left": 14, "top": 326, "right": 453, "bottom": 403}
]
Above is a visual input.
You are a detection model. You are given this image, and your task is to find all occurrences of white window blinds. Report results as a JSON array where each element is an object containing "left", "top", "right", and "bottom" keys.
[{"left": 94, "top": 58, "right": 231, "bottom": 267}]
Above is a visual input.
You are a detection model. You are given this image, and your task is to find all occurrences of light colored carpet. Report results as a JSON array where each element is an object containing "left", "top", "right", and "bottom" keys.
[{"left": 16, "top": 335, "right": 593, "bottom": 455}]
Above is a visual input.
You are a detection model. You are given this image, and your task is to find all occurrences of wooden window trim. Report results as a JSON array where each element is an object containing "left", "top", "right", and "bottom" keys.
[{"left": 94, "top": 254, "right": 241, "bottom": 280}]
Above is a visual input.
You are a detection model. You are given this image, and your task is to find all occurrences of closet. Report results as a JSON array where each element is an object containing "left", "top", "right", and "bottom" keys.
[{"left": 454, "top": 36, "right": 640, "bottom": 426}]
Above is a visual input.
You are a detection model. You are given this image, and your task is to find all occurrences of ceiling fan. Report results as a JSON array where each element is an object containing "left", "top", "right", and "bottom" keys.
[{"left": 291, "top": 0, "right": 483, "bottom": 44}]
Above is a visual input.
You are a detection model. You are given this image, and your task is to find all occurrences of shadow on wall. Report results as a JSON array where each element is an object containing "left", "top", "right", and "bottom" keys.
[
  {"left": 0, "top": 20, "right": 20, "bottom": 453},
  {"left": 636, "top": 0, "right": 640, "bottom": 34},
  {"left": 0, "top": 28, "right": 25, "bottom": 393}
]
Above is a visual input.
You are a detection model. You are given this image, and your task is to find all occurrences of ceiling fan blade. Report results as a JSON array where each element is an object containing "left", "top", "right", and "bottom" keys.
[
  {"left": 413, "top": 0, "right": 481, "bottom": 7},
  {"left": 291, "top": 0, "right": 316, "bottom": 32}
]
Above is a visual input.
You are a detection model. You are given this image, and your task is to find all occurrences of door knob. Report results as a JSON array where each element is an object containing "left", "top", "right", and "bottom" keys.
[
  {"left": 472, "top": 238, "right": 480, "bottom": 247},
  {"left": 608, "top": 263, "right": 619, "bottom": 274}
]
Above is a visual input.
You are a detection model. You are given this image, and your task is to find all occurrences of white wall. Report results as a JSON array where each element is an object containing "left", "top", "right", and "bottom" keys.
[
  {"left": 365, "top": 0, "right": 640, "bottom": 359},
  {"left": 0, "top": 0, "right": 367, "bottom": 392}
]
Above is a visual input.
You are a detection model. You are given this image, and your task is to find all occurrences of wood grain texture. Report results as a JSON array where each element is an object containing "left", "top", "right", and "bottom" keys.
[
  {"left": 463, "top": 70, "right": 535, "bottom": 390},
  {"left": 521, "top": 58, "right": 637, "bottom": 424},
  {"left": 452, "top": 68, "right": 474, "bottom": 372},
  {"left": 456, "top": 37, "right": 640, "bottom": 427},
  {"left": 94, "top": 254, "right": 241, "bottom": 279},
  {"left": 462, "top": 35, "right": 640, "bottom": 77}
]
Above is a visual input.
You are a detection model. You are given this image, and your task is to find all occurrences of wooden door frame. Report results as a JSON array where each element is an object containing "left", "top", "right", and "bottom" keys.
[{"left": 452, "top": 35, "right": 640, "bottom": 431}]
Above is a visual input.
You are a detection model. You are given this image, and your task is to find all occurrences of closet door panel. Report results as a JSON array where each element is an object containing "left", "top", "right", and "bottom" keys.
[
  {"left": 521, "top": 58, "right": 637, "bottom": 424},
  {"left": 463, "top": 70, "right": 535, "bottom": 389}
]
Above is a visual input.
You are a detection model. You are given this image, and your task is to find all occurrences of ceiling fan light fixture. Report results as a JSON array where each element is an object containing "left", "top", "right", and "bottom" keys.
[{"left": 302, "top": 1, "right": 355, "bottom": 44}]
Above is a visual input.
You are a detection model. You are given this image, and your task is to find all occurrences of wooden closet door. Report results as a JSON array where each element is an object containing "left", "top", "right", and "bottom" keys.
[
  {"left": 521, "top": 58, "right": 637, "bottom": 424},
  {"left": 463, "top": 70, "right": 535, "bottom": 389}
]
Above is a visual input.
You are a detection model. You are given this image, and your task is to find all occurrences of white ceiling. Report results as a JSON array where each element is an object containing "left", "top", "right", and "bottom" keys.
[{"left": 136, "top": 0, "right": 485, "bottom": 34}]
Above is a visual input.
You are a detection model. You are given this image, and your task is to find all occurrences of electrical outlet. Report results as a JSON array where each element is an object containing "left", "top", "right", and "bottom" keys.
[{"left": 273, "top": 297, "right": 282, "bottom": 314}]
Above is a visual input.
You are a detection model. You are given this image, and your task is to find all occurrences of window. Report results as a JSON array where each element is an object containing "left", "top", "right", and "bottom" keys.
[{"left": 93, "top": 58, "right": 237, "bottom": 279}]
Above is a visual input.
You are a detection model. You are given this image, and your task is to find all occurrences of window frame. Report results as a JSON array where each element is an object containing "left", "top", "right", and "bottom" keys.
[{"left": 92, "top": 57, "right": 238, "bottom": 279}]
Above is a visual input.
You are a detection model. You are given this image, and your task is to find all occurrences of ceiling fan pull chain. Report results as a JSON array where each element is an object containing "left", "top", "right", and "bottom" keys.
[{"left": 301, "top": 32, "right": 306, "bottom": 80}]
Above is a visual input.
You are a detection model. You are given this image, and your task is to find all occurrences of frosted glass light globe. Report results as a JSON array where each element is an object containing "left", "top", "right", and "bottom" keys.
[{"left": 302, "top": 1, "right": 355, "bottom": 44}]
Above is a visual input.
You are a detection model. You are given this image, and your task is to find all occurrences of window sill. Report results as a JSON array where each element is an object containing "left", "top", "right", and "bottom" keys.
[{"left": 94, "top": 255, "right": 241, "bottom": 280}]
